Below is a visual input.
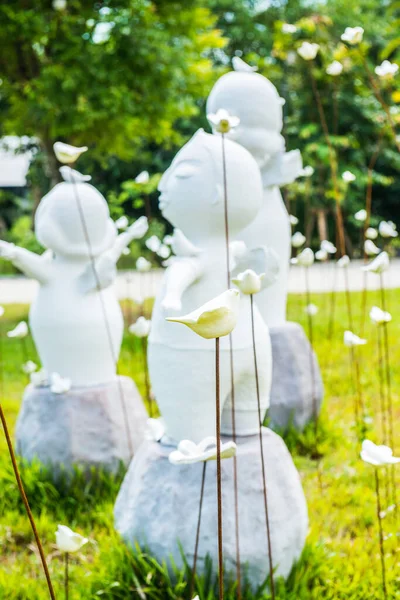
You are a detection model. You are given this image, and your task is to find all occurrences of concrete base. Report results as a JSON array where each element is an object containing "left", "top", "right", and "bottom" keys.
[
  {"left": 114, "top": 428, "right": 308, "bottom": 589},
  {"left": 269, "top": 322, "right": 323, "bottom": 431},
  {"left": 15, "top": 376, "right": 148, "bottom": 475}
]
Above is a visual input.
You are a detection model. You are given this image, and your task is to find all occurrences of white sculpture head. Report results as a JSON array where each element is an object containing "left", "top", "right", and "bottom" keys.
[
  {"left": 158, "top": 129, "right": 262, "bottom": 245},
  {"left": 206, "top": 72, "right": 286, "bottom": 169},
  {"left": 35, "top": 182, "right": 117, "bottom": 258}
]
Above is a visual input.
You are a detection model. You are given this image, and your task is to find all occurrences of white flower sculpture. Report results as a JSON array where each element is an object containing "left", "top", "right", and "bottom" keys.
[
  {"left": 370, "top": 306, "right": 392, "bottom": 325},
  {"left": 344, "top": 330, "right": 367, "bottom": 347},
  {"left": 297, "top": 42, "right": 320, "bottom": 61},
  {"left": 375, "top": 60, "right": 399, "bottom": 80},
  {"left": 354, "top": 209, "right": 367, "bottom": 222},
  {"left": 169, "top": 437, "right": 237, "bottom": 465},
  {"left": 364, "top": 240, "right": 380, "bottom": 256},
  {"left": 22, "top": 361, "right": 37, "bottom": 375},
  {"left": 129, "top": 316, "right": 151, "bottom": 338},
  {"left": 30, "top": 369, "right": 48, "bottom": 388},
  {"left": 207, "top": 109, "right": 240, "bottom": 134},
  {"left": 379, "top": 221, "right": 397, "bottom": 238},
  {"left": 326, "top": 61, "right": 343, "bottom": 76},
  {"left": 337, "top": 255, "right": 350, "bottom": 268},
  {"left": 166, "top": 289, "right": 240, "bottom": 339},
  {"left": 362, "top": 252, "right": 389, "bottom": 275},
  {"left": 289, "top": 215, "right": 299, "bottom": 226},
  {"left": 51, "top": 373, "right": 71, "bottom": 394},
  {"left": 145, "top": 235, "right": 162, "bottom": 253},
  {"left": 315, "top": 249, "right": 328, "bottom": 262},
  {"left": 361, "top": 440, "right": 400, "bottom": 466},
  {"left": 7, "top": 321, "right": 28, "bottom": 339},
  {"left": 136, "top": 257, "right": 152, "bottom": 272},
  {"left": 55, "top": 525, "right": 88, "bottom": 553},
  {"left": 135, "top": 171, "right": 150, "bottom": 184},
  {"left": 291, "top": 231, "right": 306, "bottom": 248},
  {"left": 291, "top": 248, "right": 314, "bottom": 267},
  {"left": 321, "top": 240, "right": 337, "bottom": 254},
  {"left": 366, "top": 227, "right": 378, "bottom": 240},
  {"left": 342, "top": 170, "right": 356, "bottom": 183},
  {"left": 341, "top": 27, "right": 364, "bottom": 45}
]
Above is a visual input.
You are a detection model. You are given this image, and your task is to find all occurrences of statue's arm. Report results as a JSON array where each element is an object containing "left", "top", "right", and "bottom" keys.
[
  {"left": 162, "top": 257, "right": 203, "bottom": 312},
  {"left": 0, "top": 242, "right": 50, "bottom": 284},
  {"left": 108, "top": 216, "right": 148, "bottom": 263}
]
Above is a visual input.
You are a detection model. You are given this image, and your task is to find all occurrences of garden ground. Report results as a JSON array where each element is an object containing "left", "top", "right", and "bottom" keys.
[{"left": 0, "top": 289, "right": 400, "bottom": 599}]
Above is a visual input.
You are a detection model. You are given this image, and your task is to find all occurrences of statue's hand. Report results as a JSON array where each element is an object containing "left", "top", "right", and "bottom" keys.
[
  {"left": 162, "top": 294, "right": 182, "bottom": 313},
  {"left": 128, "top": 216, "right": 148, "bottom": 240},
  {"left": 0, "top": 241, "right": 16, "bottom": 260}
]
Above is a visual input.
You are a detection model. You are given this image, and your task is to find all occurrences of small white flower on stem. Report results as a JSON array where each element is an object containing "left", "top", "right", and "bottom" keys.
[
  {"left": 344, "top": 330, "right": 367, "bottom": 347},
  {"left": 362, "top": 251, "right": 389, "bottom": 274},
  {"left": 31, "top": 369, "right": 48, "bottom": 387},
  {"left": 282, "top": 23, "right": 297, "bottom": 34},
  {"left": 326, "top": 61, "right": 343, "bottom": 76},
  {"left": 379, "top": 221, "right": 397, "bottom": 238},
  {"left": 366, "top": 227, "right": 378, "bottom": 240},
  {"left": 232, "top": 269, "right": 266, "bottom": 295},
  {"left": 7, "top": 321, "right": 28, "bottom": 339},
  {"left": 297, "top": 42, "right": 320, "bottom": 61},
  {"left": 22, "top": 361, "right": 37, "bottom": 375},
  {"left": 321, "top": 240, "right": 337, "bottom": 254},
  {"left": 300, "top": 165, "right": 314, "bottom": 177},
  {"left": 342, "top": 170, "right": 356, "bottom": 183},
  {"left": 145, "top": 235, "right": 161, "bottom": 253},
  {"left": 354, "top": 209, "right": 367, "bottom": 221},
  {"left": 53, "top": 142, "right": 88, "bottom": 164},
  {"left": 341, "top": 26, "right": 364, "bottom": 45},
  {"left": 145, "top": 418, "right": 165, "bottom": 442},
  {"left": 135, "top": 171, "right": 150, "bottom": 184},
  {"left": 55, "top": 525, "right": 88, "bottom": 553},
  {"left": 136, "top": 257, "right": 151, "bottom": 272},
  {"left": 166, "top": 289, "right": 240, "bottom": 339},
  {"left": 370, "top": 306, "right": 392, "bottom": 325},
  {"left": 169, "top": 437, "right": 237, "bottom": 465},
  {"left": 59, "top": 166, "right": 91, "bottom": 183},
  {"left": 129, "top": 316, "right": 151, "bottom": 338},
  {"left": 291, "top": 231, "right": 306, "bottom": 248},
  {"left": 361, "top": 440, "right": 400, "bottom": 466},
  {"left": 289, "top": 215, "right": 299, "bottom": 226},
  {"left": 53, "top": 0, "right": 67, "bottom": 10},
  {"left": 337, "top": 255, "right": 350, "bottom": 268},
  {"left": 305, "top": 303, "right": 319, "bottom": 316},
  {"left": 291, "top": 247, "right": 314, "bottom": 267},
  {"left": 364, "top": 240, "right": 381, "bottom": 256},
  {"left": 375, "top": 60, "right": 399, "bottom": 80},
  {"left": 51, "top": 373, "right": 71, "bottom": 394},
  {"left": 157, "top": 244, "right": 171, "bottom": 259},
  {"left": 207, "top": 109, "right": 240, "bottom": 134},
  {"left": 115, "top": 215, "right": 129, "bottom": 230},
  {"left": 315, "top": 249, "right": 328, "bottom": 262},
  {"left": 232, "top": 56, "right": 258, "bottom": 72}
]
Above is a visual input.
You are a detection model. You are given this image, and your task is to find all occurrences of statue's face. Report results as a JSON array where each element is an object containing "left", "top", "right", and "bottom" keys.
[{"left": 158, "top": 137, "right": 217, "bottom": 237}]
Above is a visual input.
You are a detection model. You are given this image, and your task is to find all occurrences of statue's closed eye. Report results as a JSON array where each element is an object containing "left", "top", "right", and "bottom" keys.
[{"left": 174, "top": 164, "right": 198, "bottom": 179}]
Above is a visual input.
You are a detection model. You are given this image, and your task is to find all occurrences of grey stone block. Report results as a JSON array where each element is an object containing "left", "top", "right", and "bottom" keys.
[
  {"left": 269, "top": 321, "right": 323, "bottom": 431},
  {"left": 114, "top": 428, "right": 308, "bottom": 589},
  {"left": 15, "top": 376, "right": 148, "bottom": 475}
]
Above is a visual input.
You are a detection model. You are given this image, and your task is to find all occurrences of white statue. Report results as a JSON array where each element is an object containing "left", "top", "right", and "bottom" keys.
[
  {"left": 207, "top": 69, "right": 303, "bottom": 327},
  {"left": 0, "top": 177, "right": 148, "bottom": 386},
  {"left": 148, "top": 129, "right": 272, "bottom": 443}
]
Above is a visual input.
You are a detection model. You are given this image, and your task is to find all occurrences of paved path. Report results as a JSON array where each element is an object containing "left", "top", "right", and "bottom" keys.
[{"left": 0, "top": 259, "right": 399, "bottom": 304}]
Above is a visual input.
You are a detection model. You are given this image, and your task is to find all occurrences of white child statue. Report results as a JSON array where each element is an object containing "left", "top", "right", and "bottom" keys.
[
  {"left": 148, "top": 129, "right": 272, "bottom": 443},
  {"left": 206, "top": 65, "right": 323, "bottom": 430},
  {"left": 0, "top": 171, "right": 149, "bottom": 472}
]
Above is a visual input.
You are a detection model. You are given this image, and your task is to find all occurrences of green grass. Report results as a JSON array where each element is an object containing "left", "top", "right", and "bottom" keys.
[{"left": 1, "top": 289, "right": 400, "bottom": 599}]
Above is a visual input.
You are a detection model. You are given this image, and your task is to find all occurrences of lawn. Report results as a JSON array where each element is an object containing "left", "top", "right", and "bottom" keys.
[{"left": 0, "top": 288, "right": 400, "bottom": 599}]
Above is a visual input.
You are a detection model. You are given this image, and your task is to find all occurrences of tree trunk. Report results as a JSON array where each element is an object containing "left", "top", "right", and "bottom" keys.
[{"left": 316, "top": 208, "right": 327, "bottom": 242}]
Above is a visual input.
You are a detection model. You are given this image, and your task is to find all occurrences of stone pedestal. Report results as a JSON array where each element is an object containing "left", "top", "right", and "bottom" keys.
[
  {"left": 114, "top": 428, "right": 308, "bottom": 588},
  {"left": 269, "top": 322, "right": 323, "bottom": 431},
  {"left": 16, "top": 376, "right": 147, "bottom": 475}
]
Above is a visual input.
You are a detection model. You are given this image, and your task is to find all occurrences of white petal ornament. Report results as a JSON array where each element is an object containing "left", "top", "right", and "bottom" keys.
[
  {"left": 378, "top": 221, "right": 397, "bottom": 238},
  {"left": 7, "top": 321, "right": 28, "bottom": 338},
  {"left": 364, "top": 240, "right": 381, "bottom": 256},
  {"left": 315, "top": 249, "right": 328, "bottom": 262},
  {"left": 50, "top": 373, "right": 71, "bottom": 394},
  {"left": 207, "top": 109, "right": 240, "bottom": 134},
  {"left": 115, "top": 215, "right": 129, "bottom": 230},
  {"left": 53, "top": 142, "right": 88, "bottom": 164},
  {"left": 354, "top": 209, "right": 367, "bottom": 222},
  {"left": 341, "top": 26, "right": 364, "bottom": 45},
  {"left": 135, "top": 171, "right": 150, "bottom": 184},
  {"left": 129, "top": 316, "right": 151, "bottom": 338},
  {"left": 291, "top": 231, "right": 306, "bottom": 248},
  {"left": 166, "top": 289, "right": 240, "bottom": 339},
  {"left": 30, "top": 369, "right": 48, "bottom": 388},
  {"left": 344, "top": 330, "right": 367, "bottom": 347},
  {"left": 281, "top": 23, "right": 297, "bottom": 34},
  {"left": 326, "top": 61, "right": 343, "bottom": 76},
  {"left": 361, "top": 440, "right": 400, "bottom": 466},
  {"left": 375, "top": 60, "right": 399, "bottom": 80},
  {"left": 370, "top": 306, "right": 392, "bottom": 325},
  {"left": 342, "top": 170, "right": 356, "bottom": 183},
  {"left": 55, "top": 525, "right": 88, "bottom": 553},
  {"left": 297, "top": 42, "right": 320, "bottom": 61},
  {"left": 337, "top": 255, "right": 350, "bottom": 268},
  {"left": 289, "top": 215, "right": 299, "bottom": 226},
  {"left": 169, "top": 437, "right": 236, "bottom": 465},
  {"left": 22, "top": 361, "right": 38, "bottom": 375},
  {"left": 362, "top": 252, "right": 389, "bottom": 275},
  {"left": 145, "top": 235, "right": 162, "bottom": 253},
  {"left": 157, "top": 244, "right": 171, "bottom": 259},
  {"left": 136, "top": 257, "right": 152, "bottom": 272},
  {"left": 291, "top": 248, "right": 314, "bottom": 267},
  {"left": 366, "top": 227, "right": 378, "bottom": 240},
  {"left": 232, "top": 269, "right": 266, "bottom": 295},
  {"left": 321, "top": 240, "right": 337, "bottom": 254}
]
